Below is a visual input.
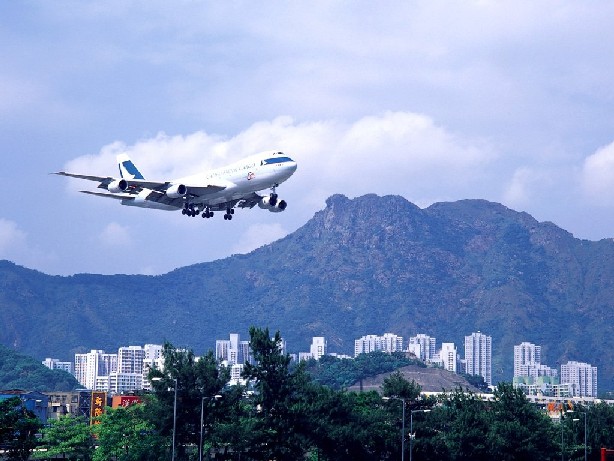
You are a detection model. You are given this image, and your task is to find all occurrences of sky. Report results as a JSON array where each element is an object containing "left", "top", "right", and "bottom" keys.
[{"left": 3, "top": 1, "right": 614, "bottom": 276}]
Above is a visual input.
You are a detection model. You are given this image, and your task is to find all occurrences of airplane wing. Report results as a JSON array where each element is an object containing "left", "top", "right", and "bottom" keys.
[
  {"left": 54, "top": 172, "right": 227, "bottom": 195},
  {"left": 236, "top": 192, "right": 263, "bottom": 209}
]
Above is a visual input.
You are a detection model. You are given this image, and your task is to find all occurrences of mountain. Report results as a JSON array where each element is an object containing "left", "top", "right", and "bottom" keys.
[
  {"left": 1, "top": 194, "right": 614, "bottom": 390},
  {"left": 0, "top": 344, "right": 80, "bottom": 391}
]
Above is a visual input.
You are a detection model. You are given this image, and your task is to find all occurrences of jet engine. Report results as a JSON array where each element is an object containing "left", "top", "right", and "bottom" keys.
[
  {"left": 258, "top": 195, "right": 287, "bottom": 212},
  {"left": 108, "top": 179, "right": 128, "bottom": 193},
  {"left": 166, "top": 183, "right": 187, "bottom": 198}
]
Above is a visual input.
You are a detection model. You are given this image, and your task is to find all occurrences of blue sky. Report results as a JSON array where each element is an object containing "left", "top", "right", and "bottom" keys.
[{"left": 2, "top": 1, "right": 614, "bottom": 275}]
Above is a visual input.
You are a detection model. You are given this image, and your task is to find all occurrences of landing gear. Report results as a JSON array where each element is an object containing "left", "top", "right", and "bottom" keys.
[
  {"left": 201, "top": 207, "right": 214, "bottom": 219},
  {"left": 182, "top": 204, "right": 199, "bottom": 217},
  {"left": 269, "top": 185, "right": 279, "bottom": 206},
  {"left": 223, "top": 207, "right": 234, "bottom": 220}
]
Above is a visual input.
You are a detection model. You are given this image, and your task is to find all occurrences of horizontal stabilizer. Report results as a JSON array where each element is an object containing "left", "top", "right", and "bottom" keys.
[
  {"left": 54, "top": 172, "right": 110, "bottom": 182},
  {"left": 80, "top": 190, "right": 135, "bottom": 201}
]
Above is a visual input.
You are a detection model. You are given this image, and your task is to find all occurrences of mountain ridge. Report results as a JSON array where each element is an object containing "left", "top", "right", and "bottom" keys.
[{"left": 1, "top": 194, "right": 613, "bottom": 389}]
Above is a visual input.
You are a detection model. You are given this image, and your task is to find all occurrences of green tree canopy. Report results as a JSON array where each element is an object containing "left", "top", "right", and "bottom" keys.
[
  {"left": 92, "top": 402, "right": 165, "bottom": 461},
  {"left": 148, "top": 342, "right": 231, "bottom": 460},
  {"left": 0, "top": 396, "right": 42, "bottom": 461},
  {"left": 32, "top": 415, "right": 93, "bottom": 461}
]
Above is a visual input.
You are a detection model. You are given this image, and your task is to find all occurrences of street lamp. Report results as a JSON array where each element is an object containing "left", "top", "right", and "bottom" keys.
[
  {"left": 410, "top": 409, "right": 431, "bottom": 461},
  {"left": 383, "top": 396, "right": 407, "bottom": 461},
  {"left": 200, "top": 394, "right": 222, "bottom": 461},
  {"left": 152, "top": 377, "right": 178, "bottom": 461},
  {"left": 581, "top": 412, "right": 588, "bottom": 461},
  {"left": 560, "top": 408, "right": 574, "bottom": 461}
]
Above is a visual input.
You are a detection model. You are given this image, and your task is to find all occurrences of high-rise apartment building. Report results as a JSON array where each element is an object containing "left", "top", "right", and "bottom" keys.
[
  {"left": 142, "top": 344, "right": 165, "bottom": 391},
  {"left": 408, "top": 334, "right": 435, "bottom": 362},
  {"left": 513, "top": 341, "right": 558, "bottom": 392},
  {"left": 561, "top": 361, "right": 597, "bottom": 397},
  {"left": 216, "top": 333, "right": 252, "bottom": 365},
  {"left": 440, "top": 343, "right": 457, "bottom": 373},
  {"left": 514, "top": 342, "right": 541, "bottom": 377},
  {"left": 103, "top": 346, "right": 147, "bottom": 394},
  {"left": 464, "top": 332, "right": 492, "bottom": 386},
  {"left": 354, "top": 333, "right": 403, "bottom": 357},
  {"left": 117, "top": 346, "right": 145, "bottom": 374},
  {"left": 74, "top": 350, "right": 118, "bottom": 390},
  {"left": 310, "top": 337, "right": 327, "bottom": 360},
  {"left": 42, "top": 358, "right": 73, "bottom": 374}
]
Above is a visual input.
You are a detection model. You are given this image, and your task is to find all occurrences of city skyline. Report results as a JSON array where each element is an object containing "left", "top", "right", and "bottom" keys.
[{"left": 42, "top": 329, "right": 597, "bottom": 397}]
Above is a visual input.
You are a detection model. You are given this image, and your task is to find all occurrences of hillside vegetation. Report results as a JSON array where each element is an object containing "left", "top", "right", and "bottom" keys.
[
  {"left": 1, "top": 194, "right": 614, "bottom": 389},
  {"left": 0, "top": 345, "right": 79, "bottom": 391}
]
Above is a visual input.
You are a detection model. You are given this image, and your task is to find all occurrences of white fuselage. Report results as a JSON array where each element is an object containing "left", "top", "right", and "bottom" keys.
[{"left": 123, "top": 151, "right": 297, "bottom": 210}]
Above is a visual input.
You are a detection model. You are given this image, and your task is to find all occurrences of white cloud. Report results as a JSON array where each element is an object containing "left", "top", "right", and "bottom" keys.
[
  {"left": 0, "top": 219, "right": 26, "bottom": 256},
  {"left": 231, "top": 223, "right": 288, "bottom": 256},
  {"left": 503, "top": 168, "right": 547, "bottom": 207},
  {"left": 65, "top": 111, "right": 494, "bottom": 211},
  {"left": 99, "top": 222, "right": 132, "bottom": 246},
  {"left": 581, "top": 142, "right": 614, "bottom": 205}
]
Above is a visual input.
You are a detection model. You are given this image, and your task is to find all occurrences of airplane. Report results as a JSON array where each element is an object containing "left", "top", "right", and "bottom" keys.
[{"left": 55, "top": 150, "right": 297, "bottom": 220}]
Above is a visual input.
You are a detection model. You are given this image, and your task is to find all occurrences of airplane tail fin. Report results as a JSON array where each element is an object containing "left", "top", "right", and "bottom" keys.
[{"left": 117, "top": 154, "right": 145, "bottom": 180}]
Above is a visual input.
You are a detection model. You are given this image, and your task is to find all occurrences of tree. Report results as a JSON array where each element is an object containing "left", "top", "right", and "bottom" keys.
[
  {"left": 148, "top": 342, "right": 230, "bottom": 460},
  {"left": 32, "top": 415, "right": 93, "bottom": 461},
  {"left": 92, "top": 402, "right": 165, "bottom": 461},
  {"left": 487, "top": 383, "right": 558, "bottom": 461},
  {"left": 240, "top": 327, "right": 313, "bottom": 460},
  {"left": 0, "top": 396, "right": 42, "bottom": 461},
  {"left": 382, "top": 370, "right": 421, "bottom": 401},
  {"left": 418, "top": 385, "right": 559, "bottom": 461}
]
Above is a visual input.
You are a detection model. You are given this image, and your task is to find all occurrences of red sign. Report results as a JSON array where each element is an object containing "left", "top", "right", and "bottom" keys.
[{"left": 111, "top": 395, "right": 142, "bottom": 408}]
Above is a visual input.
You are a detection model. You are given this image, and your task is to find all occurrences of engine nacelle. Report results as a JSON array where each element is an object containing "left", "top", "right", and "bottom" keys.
[
  {"left": 108, "top": 179, "right": 128, "bottom": 193},
  {"left": 258, "top": 195, "right": 287, "bottom": 212},
  {"left": 268, "top": 199, "right": 287, "bottom": 212},
  {"left": 166, "top": 183, "right": 187, "bottom": 198}
]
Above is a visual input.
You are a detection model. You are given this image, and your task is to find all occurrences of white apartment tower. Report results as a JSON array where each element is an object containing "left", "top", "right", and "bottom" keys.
[
  {"left": 561, "top": 361, "right": 598, "bottom": 397},
  {"left": 310, "top": 337, "right": 327, "bottom": 360},
  {"left": 142, "top": 344, "right": 165, "bottom": 391},
  {"left": 74, "top": 350, "right": 118, "bottom": 390},
  {"left": 216, "top": 333, "right": 252, "bottom": 365},
  {"left": 42, "top": 358, "right": 73, "bottom": 374},
  {"left": 408, "top": 334, "right": 436, "bottom": 362},
  {"left": 514, "top": 342, "right": 541, "bottom": 377},
  {"left": 464, "top": 332, "right": 492, "bottom": 386},
  {"left": 440, "top": 343, "right": 457, "bottom": 373},
  {"left": 513, "top": 342, "right": 558, "bottom": 380},
  {"left": 354, "top": 333, "right": 404, "bottom": 357},
  {"left": 118, "top": 346, "right": 145, "bottom": 374},
  {"left": 105, "top": 345, "right": 147, "bottom": 394}
]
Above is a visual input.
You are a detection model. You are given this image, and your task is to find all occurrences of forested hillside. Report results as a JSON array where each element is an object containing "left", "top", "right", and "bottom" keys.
[
  {"left": 1, "top": 194, "right": 614, "bottom": 389},
  {"left": 0, "top": 345, "right": 79, "bottom": 391}
]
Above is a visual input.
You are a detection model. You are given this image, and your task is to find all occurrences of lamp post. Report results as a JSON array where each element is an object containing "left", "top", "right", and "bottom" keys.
[
  {"left": 199, "top": 395, "right": 222, "bottom": 461},
  {"left": 151, "top": 377, "right": 178, "bottom": 461},
  {"left": 581, "top": 412, "right": 588, "bottom": 461},
  {"left": 410, "top": 409, "right": 431, "bottom": 461},
  {"left": 172, "top": 378, "right": 177, "bottom": 461},
  {"left": 560, "top": 408, "right": 573, "bottom": 461},
  {"left": 382, "top": 396, "right": 406, "bottom": 461}
]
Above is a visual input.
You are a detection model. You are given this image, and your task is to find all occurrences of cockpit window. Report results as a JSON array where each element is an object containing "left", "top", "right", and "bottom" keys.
[{"left": 263, "top": 156, "right": 293, "bottom": 165}]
